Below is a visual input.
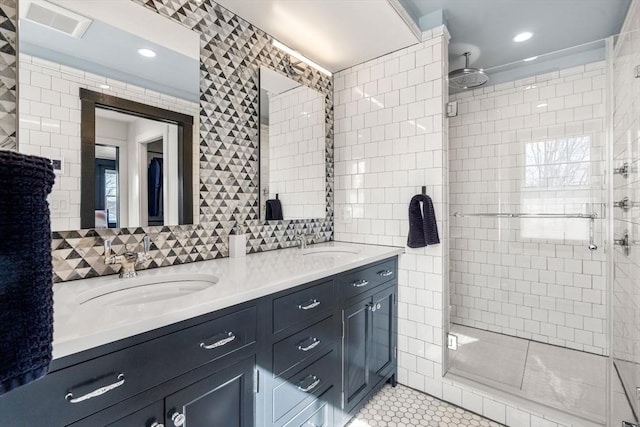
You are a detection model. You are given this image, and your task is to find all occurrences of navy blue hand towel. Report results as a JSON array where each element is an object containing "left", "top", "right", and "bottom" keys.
[
  {"left": 0, "top": 150, "right": 55, "bottom": 395},
  {"left": 265, "top": 199, "right": 283, "bottom": 221},
  {"left": 407, "top": 194, "right": 440, "bottom": 248}
]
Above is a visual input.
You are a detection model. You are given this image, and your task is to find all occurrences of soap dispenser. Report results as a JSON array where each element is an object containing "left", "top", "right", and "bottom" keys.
[{"left": 228, "top": 222, "right": 246, "bottom": 258}]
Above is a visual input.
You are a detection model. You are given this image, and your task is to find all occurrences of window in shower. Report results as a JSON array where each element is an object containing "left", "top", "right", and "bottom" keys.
[{"left": 521, "top": 135, "right": 592, "bottom": 240}]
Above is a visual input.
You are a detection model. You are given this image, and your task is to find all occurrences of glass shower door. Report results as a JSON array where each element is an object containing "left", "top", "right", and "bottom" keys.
[{"left": 610, "top": 28, "right": 640, "bottom": 427}]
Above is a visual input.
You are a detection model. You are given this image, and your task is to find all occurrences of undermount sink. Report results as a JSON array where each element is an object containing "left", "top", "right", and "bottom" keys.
[
  {"left": 302, "top": 246, "right": 361, "bottom": 256},
  {"left": 76, "top": 274, "right": 218, "bottom": 307}
]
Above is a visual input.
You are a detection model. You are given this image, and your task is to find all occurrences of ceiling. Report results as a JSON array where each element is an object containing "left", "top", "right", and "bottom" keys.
[
  {"left": 213, "top": 0, "right": 631, "bottom": 84},
  {"left": 20, "top": 0, "right": 200, "bottom": 101},
  {"left": 213, "top": 0, "right": 419, "bottom": 73},
  {"left": 399, "top": 0, "right": 631, "bottom": 71}
]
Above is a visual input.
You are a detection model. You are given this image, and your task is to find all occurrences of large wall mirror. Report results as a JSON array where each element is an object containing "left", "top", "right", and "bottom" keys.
[
  {"left": 259, "top": 66, "right": 326, "bottom": 221},
  {"left": 17, "top": 0, "right": 200, "bottom": 231}
]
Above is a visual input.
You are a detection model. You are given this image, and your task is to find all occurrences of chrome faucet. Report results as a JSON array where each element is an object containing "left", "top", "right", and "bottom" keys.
[
  {"left": 104, "top": 236, "right": 151, "bottom": 278},
  {"left": 296, "top": 231, "right": 318, "bottom": 250}
]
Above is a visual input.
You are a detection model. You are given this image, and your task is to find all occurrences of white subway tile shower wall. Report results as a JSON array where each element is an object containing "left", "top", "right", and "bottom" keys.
[
  {"left": 334, "top": 28, "right": 450, "bottom": 400},
  {"left": 335, "top": 26, "right": 597, "bottom": 427},
  {"left": 268, "top": 85, "right": 325, "bottom": 219},
  {"left": 449, "top": 63, "right": 608, "bottom": 355},
  {"left": 18, "top": 54, "right": 199, "bottom": 232},
  {"left": 612, "top": 0, "right": 640, "bottom": 407}
]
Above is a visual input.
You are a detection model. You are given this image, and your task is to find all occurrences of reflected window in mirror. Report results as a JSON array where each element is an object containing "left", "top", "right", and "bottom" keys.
[
  {"left": 94, "top": 144, "right": 119, "bottom": 228},
  {"left": 259, "top": 66, "right": 326, "bottom": 221}
]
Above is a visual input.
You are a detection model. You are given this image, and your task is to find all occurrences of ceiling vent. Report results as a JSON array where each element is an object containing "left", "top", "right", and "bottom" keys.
[{"left": 23, "top": 1, "right": 92, "bottom": 38}]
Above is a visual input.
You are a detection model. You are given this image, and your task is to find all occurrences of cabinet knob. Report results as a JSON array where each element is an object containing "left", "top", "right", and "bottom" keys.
[
  {"left": 150, "top": 422, "right": 164, "bottom": 427},
  {"left": 170, "top": 411, "right": 185, "bottom": 427}
]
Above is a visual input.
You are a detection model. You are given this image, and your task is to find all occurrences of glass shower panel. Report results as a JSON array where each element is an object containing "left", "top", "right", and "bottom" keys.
[
  {"left": 447, "top": 39, "right": 609, "bottom": 424},
  {"left": 610, "top": 27, "right": 640, "bottom": 426}
]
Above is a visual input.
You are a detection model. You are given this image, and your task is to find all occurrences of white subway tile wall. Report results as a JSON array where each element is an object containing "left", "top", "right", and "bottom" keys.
[
  {"left": 449, "top": 62, "right": 608, "bottom": 355},
  {"left": 334, "top": 26, "right": 586, "bottom": 427},
  {"left": 18, "top": 54, "right": 199, "bottom": 232},
  {"left": 267, "top": 85, "right": 325, "bottom": 219},
  {"left": 612, "top": 0, "right": 640, "bottom": 410}
]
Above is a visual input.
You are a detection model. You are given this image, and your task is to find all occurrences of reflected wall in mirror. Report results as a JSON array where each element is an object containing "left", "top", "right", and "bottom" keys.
[
  {"left": 259, "top": 66, "right": 326, "bottom": 221},
  {"left": 17, "top": 0, "right": 200, "bottom": 231}
]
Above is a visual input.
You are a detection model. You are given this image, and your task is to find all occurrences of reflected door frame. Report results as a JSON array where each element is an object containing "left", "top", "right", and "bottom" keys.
[{"left": 79, "top": 88, "right": 194, "bottom": 229}]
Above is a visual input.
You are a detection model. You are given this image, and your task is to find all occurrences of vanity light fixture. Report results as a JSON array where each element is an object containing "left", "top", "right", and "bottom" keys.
[
  {"left": 536, "top": 103, "right": 548, "bottom": 108},
  {"left": 523, "top": 56, "right": 538, "bottom": 62},
  {"left": 513, "top": 32, "right": 533, "bottom": 42},
  {"left": 137, "top": 48, "right": 157, "bottom": 58},
  {"left": 271, "top": 39, "right": 332, "bottom": 77}
]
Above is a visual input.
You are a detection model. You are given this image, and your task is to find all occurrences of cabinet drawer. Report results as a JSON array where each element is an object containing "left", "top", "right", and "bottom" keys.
[
  {"left": 273, "top": 280, "right": 335, "bottom": 334},
  {"left": 272, "top": 351, "right": 334, "bottom": 423},
  {"left": 339, "top": 259, "right": 396, "bottom": 300},
  {"left": 282, "top": 388, "right": 333, "bottom": 427},
  {"left": 0, "top": 306, "right": 256, "bottom": 426},
  {"left": 273, "top": 316, "right": 334, "bottom": 378}
]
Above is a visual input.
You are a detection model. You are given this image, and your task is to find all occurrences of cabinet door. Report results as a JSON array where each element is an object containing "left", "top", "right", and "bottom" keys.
[
  {"left": 370, "top": 286, "right": 396, "bottom": 385},
  {"left": 164, "top": 357, "right": 255, "bottom": 427},
  {"left": 342, "top": 299, "right": 370, "bottom": 412}
]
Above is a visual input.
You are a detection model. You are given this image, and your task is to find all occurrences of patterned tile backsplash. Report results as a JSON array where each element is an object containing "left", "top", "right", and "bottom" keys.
[
  {"left": 0, "top": 0, "right": 16, "bottom": 150},
  {"left": 45, "top": 0, "right": 335, "bottom": 282}
]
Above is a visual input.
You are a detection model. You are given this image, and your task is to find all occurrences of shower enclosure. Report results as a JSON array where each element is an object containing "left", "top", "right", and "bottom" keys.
[{"left": 444, "top": 29, "right": 640, "bottom": 427}]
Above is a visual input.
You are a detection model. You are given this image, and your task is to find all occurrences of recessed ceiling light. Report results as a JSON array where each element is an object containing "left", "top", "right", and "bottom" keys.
[
  {"left": 99, "top": 84, "right": 110, "bottom": 89},
  {"left": 137, "top": 48, "right": 156, "bottom": 58},
  {"left": 513, "top": 32, "right": 533, "bottom": 43},
  {"left": 524, "top": 56, "right": 538, "bottom": 62},
  {"left": 537, "top": 103, "right": 548, "bottom": 108}
]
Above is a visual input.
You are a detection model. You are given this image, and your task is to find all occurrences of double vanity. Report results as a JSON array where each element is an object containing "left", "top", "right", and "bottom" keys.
[{"left": 0, "top": 242, "right": 402, "bottom": 427}]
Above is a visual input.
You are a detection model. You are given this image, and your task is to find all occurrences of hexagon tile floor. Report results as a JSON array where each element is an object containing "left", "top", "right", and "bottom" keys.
[{"left": 347, "top": 384, "right": 504, "bottom": 427}]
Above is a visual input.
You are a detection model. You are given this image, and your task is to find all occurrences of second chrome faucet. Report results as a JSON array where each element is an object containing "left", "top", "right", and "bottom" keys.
[{"left": 104, "top": 236, "right": 151, "bottom": 278}]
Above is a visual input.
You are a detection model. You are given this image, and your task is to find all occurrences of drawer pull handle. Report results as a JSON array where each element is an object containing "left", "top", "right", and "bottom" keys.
[
  {"left": 200, "top": 331, "right": 236, "bottom": 350},
  {"left": 351, "top": 279, "right": 369, "bottom": 288},
  {"left": 298, "top": 299, "right": 321, "bottom": 310},
  {"left": 297, "top": 337, "right": 321, "bottom": 352},
  {"left": 377, "top": 269, "right": 393, "bottom": 277},
  {"left": 297, "top": 374, "right": 321, "bottom": 392},
  {"left": 64, "top": 373, "right": 125, "bottom": 404}
]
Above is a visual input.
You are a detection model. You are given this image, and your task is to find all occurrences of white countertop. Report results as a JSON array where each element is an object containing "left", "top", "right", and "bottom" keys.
[{"left": 52, "top": 241, "right": 404, "bottom": 359}]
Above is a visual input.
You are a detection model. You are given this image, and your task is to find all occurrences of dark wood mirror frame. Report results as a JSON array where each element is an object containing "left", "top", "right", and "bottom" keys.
[{"left": 80, "top": 88, "right": 194, "bottom": 229}]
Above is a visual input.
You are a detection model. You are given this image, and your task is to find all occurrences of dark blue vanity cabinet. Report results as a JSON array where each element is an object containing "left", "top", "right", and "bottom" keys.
[{"left": 0, "top": 256, "right": 397, "bottom": 427}]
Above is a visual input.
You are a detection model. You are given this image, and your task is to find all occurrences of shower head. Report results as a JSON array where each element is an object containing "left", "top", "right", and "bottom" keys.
[{"left": 448, "top": 52, "right": 489, "bottom": 90}]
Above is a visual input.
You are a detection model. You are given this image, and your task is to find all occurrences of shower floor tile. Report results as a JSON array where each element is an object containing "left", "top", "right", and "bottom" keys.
[
  {"left": 447, "top": 324, "right": 607, "bottom": 423},
  {"left": 521, "top": 342, "right": 606, "bottom": 420},
  {"left": 449, "top": 325, "right": 528, "bottom": 389}
]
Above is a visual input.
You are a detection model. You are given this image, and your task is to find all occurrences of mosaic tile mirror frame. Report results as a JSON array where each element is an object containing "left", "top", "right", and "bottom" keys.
[{"left": 9, "top": 0, "right": 334, "bottom": 282}]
